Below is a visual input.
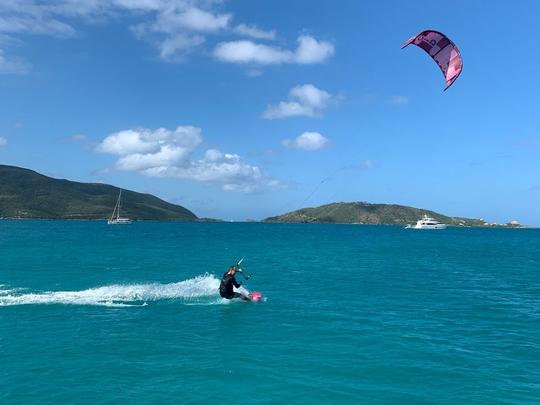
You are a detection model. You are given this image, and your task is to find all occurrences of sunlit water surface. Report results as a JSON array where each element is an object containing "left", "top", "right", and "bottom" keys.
[{"left": 1, "top": 221, "right": 539, "bottom": 403}]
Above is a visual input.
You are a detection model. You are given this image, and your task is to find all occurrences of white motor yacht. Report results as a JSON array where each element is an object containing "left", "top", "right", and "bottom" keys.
[{"left": 408, "top": 215, "right": 447, "bottom": 229}]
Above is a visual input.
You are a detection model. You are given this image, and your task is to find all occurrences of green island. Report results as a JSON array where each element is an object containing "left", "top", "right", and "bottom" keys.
[
  {"left": 0, "top": 165, "right": 197, "bottom": 221},
  {"left": 264, "top": 202, "right": 520, "bottom": 227}
]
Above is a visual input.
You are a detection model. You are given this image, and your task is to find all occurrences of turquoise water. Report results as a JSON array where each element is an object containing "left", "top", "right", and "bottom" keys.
[{"left": 1, "top": 221, "right": 539, "bottom": 403}]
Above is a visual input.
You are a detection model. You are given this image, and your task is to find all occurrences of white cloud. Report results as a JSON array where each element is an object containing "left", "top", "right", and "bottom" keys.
[
  {"left": 0, "top": 49, "right": 30, "bottom": 74},
  {"left": 390, "top": 95, "right": 409, "bottom": 105},
  {"left": 116, "top": 144, "right": 191, "bottom": 171},
  {"left": 294, "top": 35, "right": 335, "bottom": 64},
  {"left": 263, "top": 84, "right": 334, "bottom": 119},
  {"left": 0, "top": 14, "right": 76, "bottom": 38},
  {"left": 97, "top": 126, "right": 282, "bottom": 193},
  {"left": 154, "top": 7, "right": 231, "bottom": 33},
  {"left": 0, "top": 1, "right": 231, "bottom": 66},
  {"left": 282, "top": 132, "right": 330, "bottom": 151},
  {"left": 0, "top": 2, "right": 334, "bottom": 69},
  {"left": 233, "top": 24, "right": 276, "bottom": 40},
  {"left": 214, "top": 40, "right": 292, "bottom": 64},
  {"left": 129, "top": 3, "right": 232, "bottom": 61},
  {"left": 98, "top": 126, "right": 202, "bottom": 161},
  {"left": 0, "top": 136, "right": 7, "bottom": 146},
  {"left": 214, "top": 35, "right": 334, "bottom": 65}
]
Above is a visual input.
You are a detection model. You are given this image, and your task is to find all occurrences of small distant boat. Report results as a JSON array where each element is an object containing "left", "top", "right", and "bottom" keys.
[
  {"left": 108, "top": 189, "right": 132, "bottom": 225},
  {"left": 407, "top": 215, "right": 447, "bottom": 230}
]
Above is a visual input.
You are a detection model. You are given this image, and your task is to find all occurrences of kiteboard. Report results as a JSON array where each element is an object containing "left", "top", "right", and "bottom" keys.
[
  {"left": 234, "top": 258, "right": 262, "bottom": 302},
  {"left": 248, "top": 292, "right": 263, "bottom": 302}
]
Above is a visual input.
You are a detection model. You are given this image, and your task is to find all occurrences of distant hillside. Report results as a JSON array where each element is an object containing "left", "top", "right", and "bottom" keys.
[
  {"left": 0, "top": 165, "right": 197, "bottom": 220},
  {"left": 264, "top": 202, "right": 486, "bottom": 226}
]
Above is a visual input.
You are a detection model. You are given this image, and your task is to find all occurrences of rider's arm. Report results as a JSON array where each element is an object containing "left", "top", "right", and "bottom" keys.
[{"left": 233, "top": 278, "right": 241, "bottom": 288}]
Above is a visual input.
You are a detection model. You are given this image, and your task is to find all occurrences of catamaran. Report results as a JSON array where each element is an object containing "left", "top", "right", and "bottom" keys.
[{"left": 108, "top": 189, "right": 132, "bottom": 225}]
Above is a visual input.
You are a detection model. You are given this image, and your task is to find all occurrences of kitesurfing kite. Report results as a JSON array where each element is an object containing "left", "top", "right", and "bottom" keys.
[{"left": 402, "top": 30, "right": 463, "bottom": 91}]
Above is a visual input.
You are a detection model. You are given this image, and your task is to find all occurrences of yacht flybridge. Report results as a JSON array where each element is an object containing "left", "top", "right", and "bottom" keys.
[
  {"left": 406, "top": 215, "right": 447, "bottom": 229},
  {"left": 108, "top": 189, "right": 132, "bottom": 225}
]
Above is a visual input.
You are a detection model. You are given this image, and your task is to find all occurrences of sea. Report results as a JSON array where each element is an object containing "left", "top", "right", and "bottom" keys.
[{"left": 1, "top": 221, "right": 539, "bottom": 404}]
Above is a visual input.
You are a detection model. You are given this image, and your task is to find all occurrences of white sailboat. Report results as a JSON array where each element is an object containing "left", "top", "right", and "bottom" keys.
[{"left": 108, "top": 189, "right": 132, "bottom": 225}]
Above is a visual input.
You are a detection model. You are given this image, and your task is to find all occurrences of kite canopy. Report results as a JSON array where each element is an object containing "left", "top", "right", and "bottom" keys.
[{"left": 402, "top": 30, "right": 463, "bottom": 91}]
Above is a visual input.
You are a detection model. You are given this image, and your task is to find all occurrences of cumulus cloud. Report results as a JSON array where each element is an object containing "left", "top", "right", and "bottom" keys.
[
  {"left": 214, "top": 40, "right": 291, "bottom": 64},
  {"left": 282, "top": 132, "right": 330, "bottom": 151},
  {"left": 214, "top": 35, "right": 334, "bottom": 65},
  {"left": 263, "top": 84, "right": 335, "bottom": 119},
  {"left": 0, "top": 1, "right": 230, "bottom": 38},
  {"left": 0, "top": 136, "right": 7, "bottom": 146},
  {"left": 233, "top": 23, "right": 276, "bottom": 40},
  {"left": 97, "top": 126, "right": 282, "bottom": 193},
  {"left": 0, "top": 1, "right": 241, "bottom": 66},
  {"left": 128, "top": 3, "right": 233, "bottom": 61},
  {"left": 154, "top": 7, "right": 232, "bottom": 33},
  {"left": 294, "top": 35, "right": 335, "bottom": 64},
  {"left": 0, "top": 2, "right": 333, "bottom": 69}
]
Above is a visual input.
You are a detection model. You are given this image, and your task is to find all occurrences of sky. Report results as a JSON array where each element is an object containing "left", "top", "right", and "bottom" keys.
[{"left": 0, "top": 0, "right": 539, "bottom": 224}]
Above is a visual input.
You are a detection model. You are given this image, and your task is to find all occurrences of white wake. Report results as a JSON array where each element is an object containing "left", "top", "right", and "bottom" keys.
[{"left": 0, "top": 274, "right": 235, "bottom": 307}]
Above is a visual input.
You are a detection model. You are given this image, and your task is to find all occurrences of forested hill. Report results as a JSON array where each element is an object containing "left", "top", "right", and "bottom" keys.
[
  {"left": 0, "top": 164, "right": 197, "bottom": 220},
  {"left": 264, "top": 202, "right": 486, "bottom": 226}
]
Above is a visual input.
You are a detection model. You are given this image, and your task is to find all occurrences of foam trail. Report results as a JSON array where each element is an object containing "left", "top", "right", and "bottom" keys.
[
  {"left": 0, "top": 287, "right": 23, "bottom": 296},
  {"left": 0, "top": 274, "right": 221, "bottom": 307}
]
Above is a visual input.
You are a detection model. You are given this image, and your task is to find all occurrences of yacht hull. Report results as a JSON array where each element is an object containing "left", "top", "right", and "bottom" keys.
[
  {"left": 108, "top": 219, "right": 132, "bottom": 225},
  {"left": 412, "top": 224, "right": 447, "bottom": 229}
]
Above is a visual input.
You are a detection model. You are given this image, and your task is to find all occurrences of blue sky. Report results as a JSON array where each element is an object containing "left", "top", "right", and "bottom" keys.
[{"left": 0, "top": 1, "right": 539, "bottom": 224}]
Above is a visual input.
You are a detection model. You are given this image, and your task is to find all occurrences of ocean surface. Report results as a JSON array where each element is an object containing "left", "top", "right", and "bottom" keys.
[{"left": 1, "top": 221, "right": 539, "bottom": 404}]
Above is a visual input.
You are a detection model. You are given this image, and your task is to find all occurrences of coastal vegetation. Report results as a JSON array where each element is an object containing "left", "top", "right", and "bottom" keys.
[
  {"left": 0, "top": 165, "right": 197, "bottom": 221},
  {"left": 0, "top": 165, "right": 523, "bottom": 226},
  {"left": 264, "top": 202, "right": 489, "bottom": 226}
]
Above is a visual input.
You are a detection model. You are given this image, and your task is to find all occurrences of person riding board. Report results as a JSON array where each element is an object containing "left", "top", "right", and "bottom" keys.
[{"left": 219, "top": 265, "right": 249, "bottom": 301}]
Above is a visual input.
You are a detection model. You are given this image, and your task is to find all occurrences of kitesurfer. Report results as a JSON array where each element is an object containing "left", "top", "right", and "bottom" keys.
[{"left": 219, "top": 265, "right": 249, "bottom": 300}]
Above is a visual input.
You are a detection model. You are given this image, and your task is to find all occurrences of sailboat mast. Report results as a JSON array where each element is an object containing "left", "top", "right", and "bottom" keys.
[
  {"left": 110, "top": 189, "right": 120, "bottom": 221},
  {"left": 117, "top": 189, "right": 122, "bottom": 220},
  {"left": 110, "top": 197, "right": 116, "bottom": 222}
]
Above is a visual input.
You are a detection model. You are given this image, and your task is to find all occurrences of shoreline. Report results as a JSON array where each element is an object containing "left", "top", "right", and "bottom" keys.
[{"left": 0, "top": 217, "right": 535, "bottom": 228}]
